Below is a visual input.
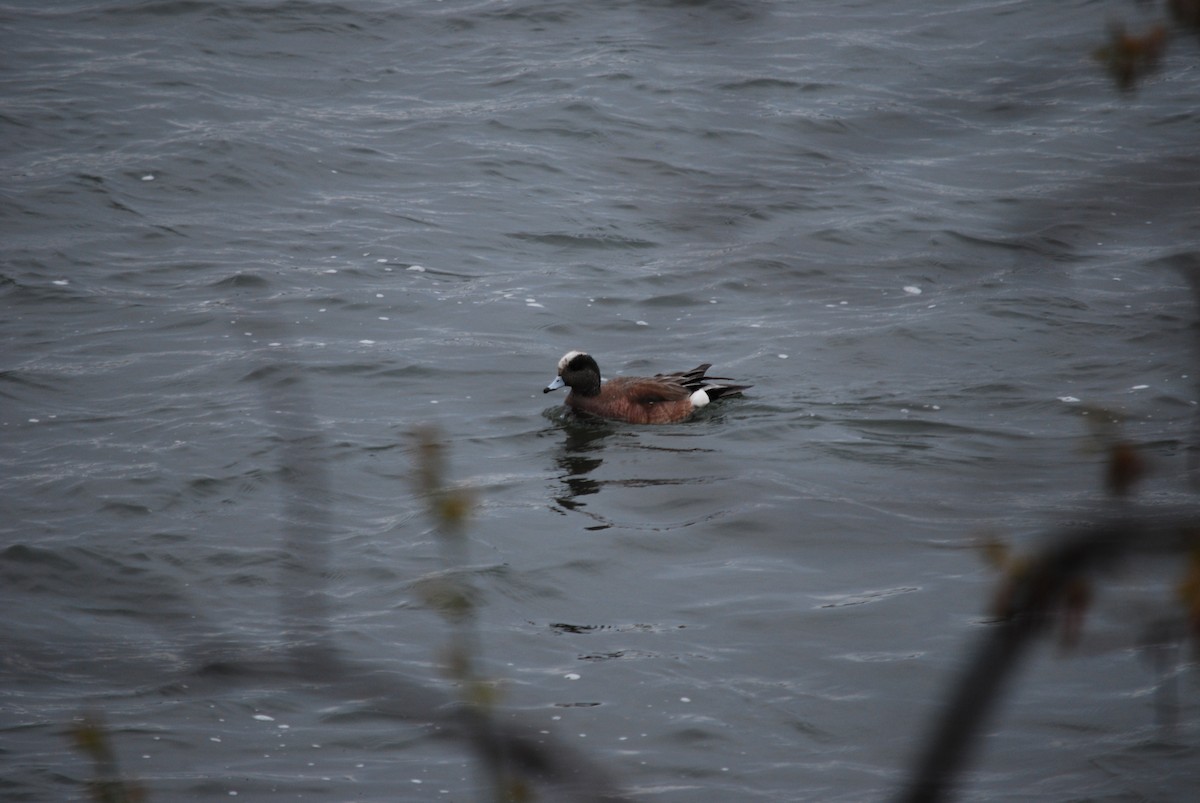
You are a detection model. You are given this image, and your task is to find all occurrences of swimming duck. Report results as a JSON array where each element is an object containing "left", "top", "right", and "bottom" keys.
[{"left": 543, "top": 350, "right": 751, "bottom": 424}]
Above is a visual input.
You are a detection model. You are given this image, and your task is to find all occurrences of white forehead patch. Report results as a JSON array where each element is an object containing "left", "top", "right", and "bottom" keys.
[{"left": 557, "top": 350, "right": 588, "bottom": 372}]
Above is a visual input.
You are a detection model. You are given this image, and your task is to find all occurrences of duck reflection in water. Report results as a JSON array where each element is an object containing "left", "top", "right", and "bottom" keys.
[{"left": 544, "top": 352, "right": 751, "bottom": 529}]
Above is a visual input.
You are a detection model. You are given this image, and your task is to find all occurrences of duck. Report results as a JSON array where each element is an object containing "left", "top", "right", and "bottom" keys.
[{"left": 543, "top": 350, "right": 751, "bottom": 424}]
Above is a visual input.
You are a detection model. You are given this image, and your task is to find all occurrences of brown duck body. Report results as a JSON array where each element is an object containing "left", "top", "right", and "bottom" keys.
[{"left": 544, "top": 352, "right": 751, "bottom": 424}]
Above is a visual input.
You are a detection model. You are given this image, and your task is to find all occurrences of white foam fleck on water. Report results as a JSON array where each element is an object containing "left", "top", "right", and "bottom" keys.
[
  {"left": 778, "top": 354, "right": 788, "bottom": 359},
  {"left": 253, "top": 714, "right": 274, "bottom": 722},
  {"left": 359, "top": 339, "right": 376, "bottom": 345},
  {"left": 903, "top": 285, "right": 922, "bottom": 295},
  {"left": 1058, "top": 396, "right": 1081, "bottom": 403},
  {"left": 407, "top": 265, "right": 426, "bottom": 272},
  {"left": 636, "top": 320, "right": 648, "bottom": 326},
  {"left": 52, "top": 279, "right": 69, "bottom": 285},
  {"left": 1131, "top": 384, "right": 1149, "bottom": 390},
  {"left": 141, "top": 174, "right": 154, "bottom": 181},
  {"left": 565, "top": 673, "right": 581, "bottom": 680}
]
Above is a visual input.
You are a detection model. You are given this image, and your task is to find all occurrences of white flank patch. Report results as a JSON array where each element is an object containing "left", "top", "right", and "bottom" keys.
[{"left": 690, "top": 388, "right": 711, "bottom": 408}]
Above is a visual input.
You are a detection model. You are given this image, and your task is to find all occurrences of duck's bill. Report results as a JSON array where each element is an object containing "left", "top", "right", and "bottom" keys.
[{"left": 544, "top": 376, "right": 565, "bottom": 393}]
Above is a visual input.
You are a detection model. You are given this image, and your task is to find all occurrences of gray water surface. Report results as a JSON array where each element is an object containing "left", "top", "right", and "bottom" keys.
[{"left": 3, "top": 1, "right": 1200, "bottom": 800}]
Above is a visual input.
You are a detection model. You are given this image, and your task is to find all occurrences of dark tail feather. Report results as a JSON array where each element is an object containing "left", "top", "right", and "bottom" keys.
[
  {"left": 657, "top": 364, "right": 751, "bottom": 395},
  {"left": 703, "top": 382, "right": 752, "bottom": 401},
  {"left": 656, "top": 364, "right": 712, "bottom": 385}
]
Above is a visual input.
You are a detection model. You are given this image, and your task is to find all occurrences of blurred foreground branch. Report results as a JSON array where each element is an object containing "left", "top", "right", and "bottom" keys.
[
  {"left": 413, "top": 424, "right": 531, "bottom": 803},
  {"left": 1093, "top": 0, "right": 1200, "bottom": 90},
  {"left": 71, "top": 713, "right": 145, "bottom": 803},
  {"left": 68, "top": 358, "right": 629, "bottom": 802},
  {"left": 896, "top": 503, "right": 1200, "bottom": 803},
  {"left": 254, "top": 379, "right": 630, "bottom": 801}
]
